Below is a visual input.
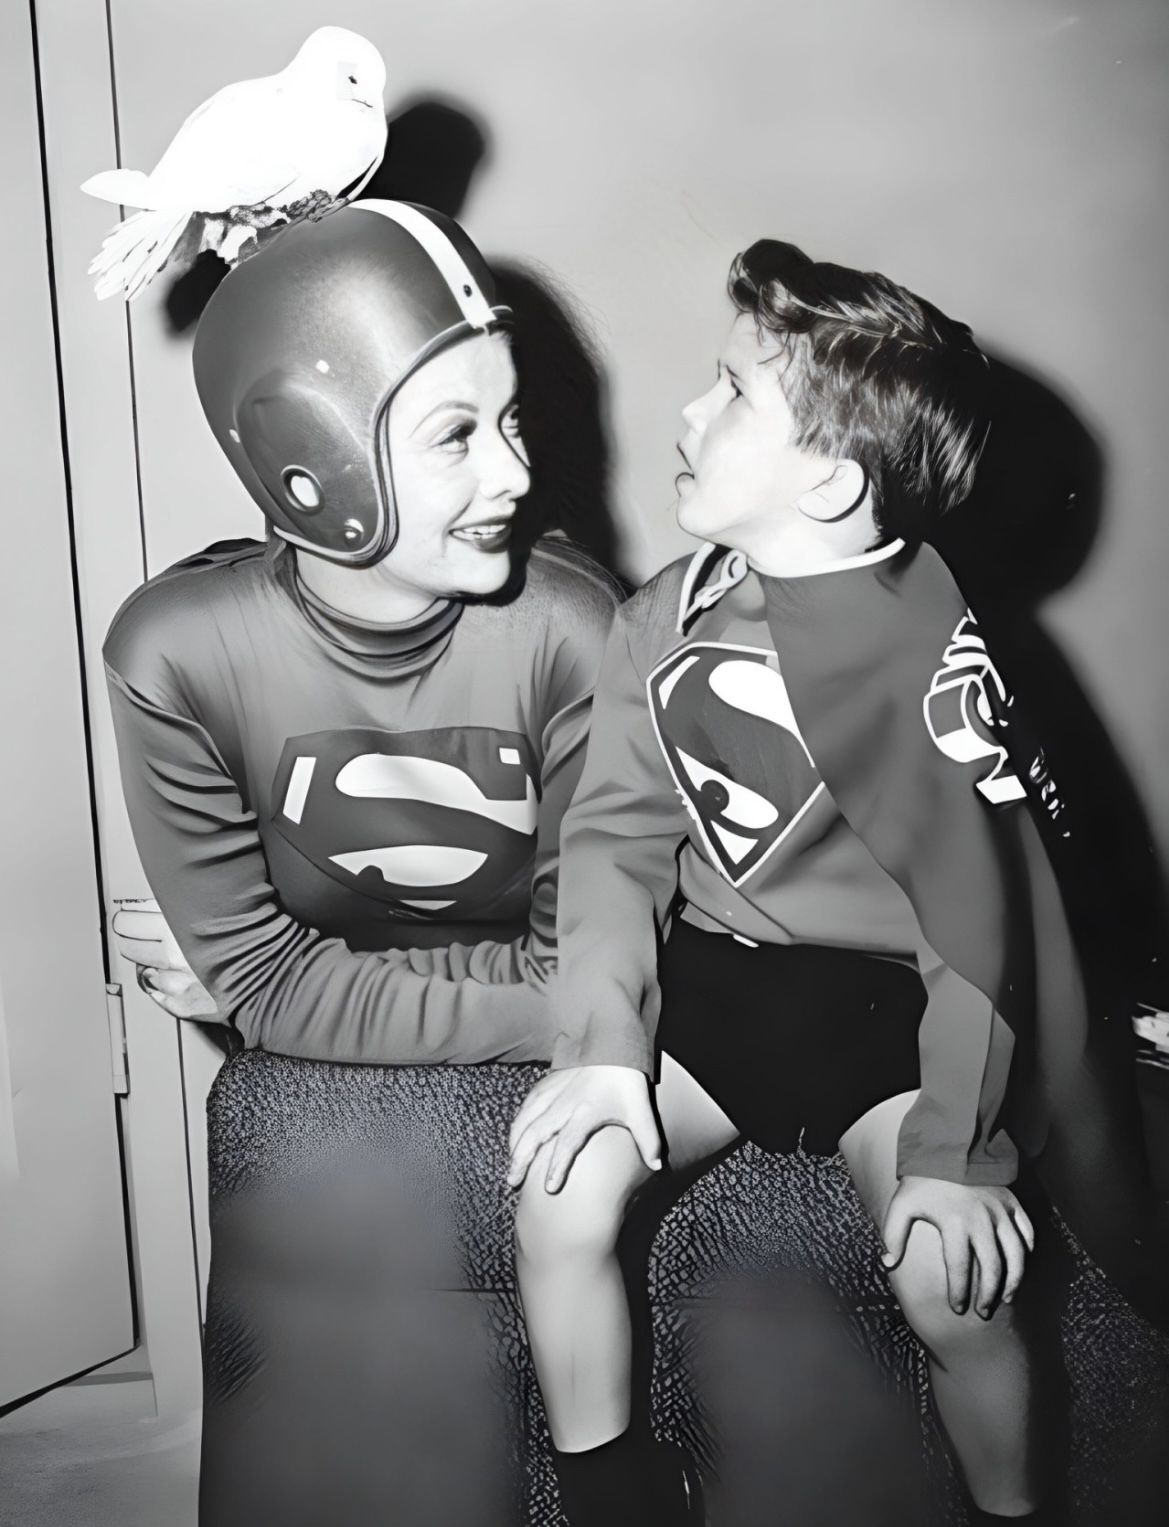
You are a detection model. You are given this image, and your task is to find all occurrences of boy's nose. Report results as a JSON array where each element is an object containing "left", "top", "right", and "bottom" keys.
[
  {"left": 682, "top": 381, "right": 719, "bottom": 433},
  {"left": 681, "top": 396, "right": 706, "bottom": 432}
]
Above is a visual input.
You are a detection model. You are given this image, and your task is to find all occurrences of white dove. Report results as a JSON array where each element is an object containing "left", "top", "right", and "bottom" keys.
[{"left": 82, "top": 27, "right": 387, "bottom": 300}]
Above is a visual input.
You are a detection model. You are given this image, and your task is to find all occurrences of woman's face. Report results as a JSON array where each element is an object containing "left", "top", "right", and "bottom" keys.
[
  {"left": 378, "top": 332, "right": 530, "bottom": 604},
  {"left": 674, "top": 314, "right": 827, "bottom": 549}
]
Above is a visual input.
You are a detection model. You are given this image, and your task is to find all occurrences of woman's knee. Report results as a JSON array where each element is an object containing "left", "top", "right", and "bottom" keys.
[
  {"left": 514, "top": 1127, "right": 647, "bottom": 1269},
  {"left": 889, "top": 1224, "right": 1019, "bottom": 1359}
]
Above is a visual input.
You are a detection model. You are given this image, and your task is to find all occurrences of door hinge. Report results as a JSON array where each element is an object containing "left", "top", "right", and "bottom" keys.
[{"left": 105, "top": 983, "right": 129, "bottom": 1095}]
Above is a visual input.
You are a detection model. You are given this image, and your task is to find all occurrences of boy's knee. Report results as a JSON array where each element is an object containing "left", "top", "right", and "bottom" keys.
[
  {"left": 890, "top": 1230, "right": 1018, "bottom": 1357},
  {"left": 514, "top": 1129, "right": 644, "bottom": 1269}
]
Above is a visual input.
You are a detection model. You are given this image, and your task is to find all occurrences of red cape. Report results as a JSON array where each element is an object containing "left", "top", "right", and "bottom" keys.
[{"left": 761, "top": 541, "right": 1168, "bottom": 1329}]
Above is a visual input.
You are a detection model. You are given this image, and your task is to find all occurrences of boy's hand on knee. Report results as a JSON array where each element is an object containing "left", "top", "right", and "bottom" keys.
[
  {"left": 507, "top": 1065, "right": 662, "bottom": 1193},
  {"left": 880, "top": 1176, "right": 1035, "bottom": 1319}
]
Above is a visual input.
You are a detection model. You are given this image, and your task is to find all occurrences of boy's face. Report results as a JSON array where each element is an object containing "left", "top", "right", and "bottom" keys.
[{"left": 675, "top": 315, "right": 832, "bottom": 549}]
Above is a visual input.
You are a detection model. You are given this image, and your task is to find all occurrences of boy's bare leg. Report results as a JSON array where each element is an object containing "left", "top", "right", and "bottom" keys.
[
  {"left": 514, "top": 1053, "right": 739, "bottom": 1451},
  {"left": 840, "top": 1091, "right": 1040, "bottom": 1518}
]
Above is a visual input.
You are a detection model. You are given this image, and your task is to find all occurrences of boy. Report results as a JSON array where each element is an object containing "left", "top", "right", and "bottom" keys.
[{"left": 508, "top": 240, "right": 1167, "bottom": 1526}]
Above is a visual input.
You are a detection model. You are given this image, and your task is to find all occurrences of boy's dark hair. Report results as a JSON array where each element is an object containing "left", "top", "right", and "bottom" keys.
[{"left": 729, "top": 240, "right": 991, "bottom": 543}]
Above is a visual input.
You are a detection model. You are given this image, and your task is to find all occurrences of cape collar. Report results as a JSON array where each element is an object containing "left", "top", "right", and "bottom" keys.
[{"left": 676, "top": 537, "right": 907, "bottom": 632}]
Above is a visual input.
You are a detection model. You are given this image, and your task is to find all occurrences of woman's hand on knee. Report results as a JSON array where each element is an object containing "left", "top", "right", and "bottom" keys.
[
  {"left": 880, "top": 1176, "right": 1035, "bottom": 1320},
  {"left": 507, "top": 1065, "right": 662, "bottom": 1194}
]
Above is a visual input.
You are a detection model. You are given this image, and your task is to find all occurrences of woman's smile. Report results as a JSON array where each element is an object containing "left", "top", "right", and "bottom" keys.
[{"left": 449, "top": 516, "right": 515, "bottom": 552}]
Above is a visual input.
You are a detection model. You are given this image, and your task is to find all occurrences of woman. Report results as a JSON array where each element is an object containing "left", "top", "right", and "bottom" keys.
[{"left": 104, "top": 200, "right": 619, "bottom": 1525}]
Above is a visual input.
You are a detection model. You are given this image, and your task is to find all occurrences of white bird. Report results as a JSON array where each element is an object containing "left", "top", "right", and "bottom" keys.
[{"left": 82, "top": 27, "right": 387, "bottom": 300}]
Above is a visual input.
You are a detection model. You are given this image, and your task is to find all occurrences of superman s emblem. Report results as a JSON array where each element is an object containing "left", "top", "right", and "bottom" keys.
[
  {"left": 924, "top": 612, "right": 1027, "bottom": 808},
  {"left": 648, "top": 643, "right": 824, "bottom": 887},
  {"left": 269, "top": 727, "right": 539, "bottom": 919}
]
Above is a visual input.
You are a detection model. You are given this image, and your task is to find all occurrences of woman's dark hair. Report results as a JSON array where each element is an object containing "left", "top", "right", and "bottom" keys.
[{"left": 729, "top": 240, "right": 991, "bottom": 542}]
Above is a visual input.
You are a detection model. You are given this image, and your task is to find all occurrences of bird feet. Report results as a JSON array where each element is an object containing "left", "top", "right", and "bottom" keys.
[
  {"left": 196, "top": 190, "right": 343, "bottom": 271},
  {"left": 285, "top": 188, "right": 346, "bottom": 223}
]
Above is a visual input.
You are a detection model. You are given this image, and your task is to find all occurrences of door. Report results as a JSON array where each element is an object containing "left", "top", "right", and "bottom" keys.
[{"left": 0, "top": 0, "right": 134, "bottom": 1405}]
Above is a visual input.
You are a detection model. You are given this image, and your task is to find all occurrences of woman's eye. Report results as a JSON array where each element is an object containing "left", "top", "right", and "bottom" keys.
[
  {"left": 437, "top": 423, "right": 474, "bottom": 451},
  {"left": 502, "top": 407, "right": 522, "bottom": 435}
]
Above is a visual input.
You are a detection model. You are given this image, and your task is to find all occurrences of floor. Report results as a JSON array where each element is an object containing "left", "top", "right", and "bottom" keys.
[{"left": 0, "top": 1373, "right": 199, "bottom": 1527}]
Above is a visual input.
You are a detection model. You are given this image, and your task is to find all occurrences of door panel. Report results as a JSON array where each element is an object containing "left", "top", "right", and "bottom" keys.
[
  {"left": 33, "top": 0, "right": 208, "bottom": 1418},
  {"left": 0, "top": 1, "right": 134, "bottom": 1404}
]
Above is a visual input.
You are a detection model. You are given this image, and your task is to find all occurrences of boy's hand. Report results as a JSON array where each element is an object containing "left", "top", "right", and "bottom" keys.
[
  {"left": 507, "top": 1065, "right": 662, "bottom": 1193},
  {"left": 111, "top": 898, "right": 220, "bottom": 1020},
  {"left": 880, "top": 1175, "right": 1035, "bottom": 1319}
]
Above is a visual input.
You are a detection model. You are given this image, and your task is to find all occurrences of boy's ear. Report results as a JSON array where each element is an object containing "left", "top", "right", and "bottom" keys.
[{"left": 795, "top": 460, "right": 868, "bottom": 523}]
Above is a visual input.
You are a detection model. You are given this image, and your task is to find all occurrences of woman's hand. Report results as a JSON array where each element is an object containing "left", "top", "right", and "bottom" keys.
[
  {"left": 507, "top": 1065, "right": 662, "bottom": 1193},
  {"left": 881, "top": 1175, "right": 1035, "bottom": 1319},
  {"left": 111, "top": 898, "right": 220, "bottom": 1020}
]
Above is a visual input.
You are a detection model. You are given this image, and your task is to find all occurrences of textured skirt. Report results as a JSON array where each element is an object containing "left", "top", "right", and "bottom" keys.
[{"left": 199, "top": 1051, "right": 1169, "bottom": 1525}]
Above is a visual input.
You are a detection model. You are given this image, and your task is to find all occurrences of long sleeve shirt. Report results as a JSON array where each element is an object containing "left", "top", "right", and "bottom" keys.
[
  {"left": 104, "top": 536, "right": 618, "bottom": 1065},
  {"left": 552, "top": 545, "right": 1017, "bottom": 1186}
]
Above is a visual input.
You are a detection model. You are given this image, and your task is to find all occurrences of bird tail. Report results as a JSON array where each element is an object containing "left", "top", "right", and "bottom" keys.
[
  {"left": 81, "top": 168, "right": 157, "bottom": 209},
  {"left": 89, "top": 209, "right": 192, "bottom": 301}
]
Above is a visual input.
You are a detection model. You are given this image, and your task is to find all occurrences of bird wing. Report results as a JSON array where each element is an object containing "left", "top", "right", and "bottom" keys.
[
  {"left": 142, "top": 79, "right": 303, "bottom": 211},
  {"left": 277, "top": 102, "right": 388, "bottom": 203},
  {"left": 340, "top": 151, "right": 383, "bottom": 202}
]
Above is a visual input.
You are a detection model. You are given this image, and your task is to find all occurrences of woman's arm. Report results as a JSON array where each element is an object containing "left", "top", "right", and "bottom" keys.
[
  {"left": 110, "top": 681, "right": 595, "bottom": 1019},
  {"left": 106, "top": 668, "right": 550, "bottom": 1065},
  {"left": 103, "top": 549, "right": 618, "bottom": 1062}
]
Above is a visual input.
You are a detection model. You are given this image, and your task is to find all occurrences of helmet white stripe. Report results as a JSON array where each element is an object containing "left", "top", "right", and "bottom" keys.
[{"left": 352, "top": 199, "right": 497, "bottom": 329}]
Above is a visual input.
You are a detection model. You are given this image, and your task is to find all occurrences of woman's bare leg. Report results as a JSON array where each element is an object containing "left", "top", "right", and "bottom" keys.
[
  {"left": 514, "top": 1053, "right": 739, "bottom": 1451},
  {"left": 840, "top": 1091, "right": 1040, "bottom": 1517}
]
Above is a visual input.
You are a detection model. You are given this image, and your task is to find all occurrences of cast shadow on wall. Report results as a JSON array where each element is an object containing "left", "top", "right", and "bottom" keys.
[
  {"left": 933, "top": 355, "right": 1168, "bottom": 1012},
  {"left": 161, "top": 96, "right": 624, "bottom": 584},
  {"left": 487, "top": 260, "right": 621, "bottom": 580}
]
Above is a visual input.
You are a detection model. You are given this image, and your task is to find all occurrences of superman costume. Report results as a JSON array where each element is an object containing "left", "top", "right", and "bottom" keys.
[
  {"left": 553, "top": 536, "right": 1169, "bottom": 1328},
  {"left": 104, "top": 534, "right": 618, "bottom": 1063}
]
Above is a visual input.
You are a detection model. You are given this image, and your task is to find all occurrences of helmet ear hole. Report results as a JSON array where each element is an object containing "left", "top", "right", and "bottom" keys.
[
  {"left": 282, "top": 467, "right": 323, "bottom": 512},
  {"left": 236, "top": 371, "right": 388, "bottom": 558}
]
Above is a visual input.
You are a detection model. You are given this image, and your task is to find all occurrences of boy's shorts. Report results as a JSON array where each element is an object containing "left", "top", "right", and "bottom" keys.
[{"left": 657, "top": 917, "right": 926, "bottom": 1156}]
